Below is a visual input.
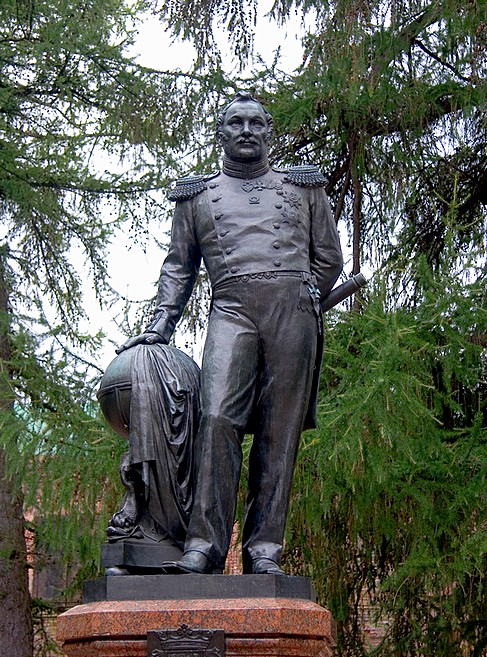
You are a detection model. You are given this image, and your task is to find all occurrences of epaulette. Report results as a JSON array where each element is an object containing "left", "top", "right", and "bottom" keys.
[
  {"left": 168, "top": 171, "right": 220, "bottom": 202},
  {"left": 283, "top": 165, "right": 326, "bottom": 188}
]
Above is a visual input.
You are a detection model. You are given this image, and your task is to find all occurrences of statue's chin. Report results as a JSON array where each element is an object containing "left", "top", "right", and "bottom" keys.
[{"left": 228, "top": 151, "right": 263, "bottom": 163}]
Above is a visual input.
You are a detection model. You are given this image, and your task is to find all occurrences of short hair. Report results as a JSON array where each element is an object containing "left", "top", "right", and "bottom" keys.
[{"left": 216, "top": 91, "right": 273, "bottom": 139}]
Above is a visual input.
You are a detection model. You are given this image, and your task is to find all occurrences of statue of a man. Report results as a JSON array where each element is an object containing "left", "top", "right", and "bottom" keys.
[{"left": 119, "top": 91, "right": 343, "bottom": 575}]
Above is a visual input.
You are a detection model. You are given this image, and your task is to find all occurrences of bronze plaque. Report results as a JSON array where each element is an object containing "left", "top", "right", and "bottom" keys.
[{"left": 147, "top": 624, "right": 225, "bottom": 657}]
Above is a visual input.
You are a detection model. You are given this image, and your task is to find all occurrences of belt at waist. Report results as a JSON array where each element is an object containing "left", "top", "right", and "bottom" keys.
[{"left": 213, "top": 270, "right": 313, "bottom": 290}]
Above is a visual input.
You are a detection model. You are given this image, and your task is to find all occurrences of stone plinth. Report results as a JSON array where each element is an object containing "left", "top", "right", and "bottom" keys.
[{"left": 57, "top": 575, "right": 335, "bottom": 657}]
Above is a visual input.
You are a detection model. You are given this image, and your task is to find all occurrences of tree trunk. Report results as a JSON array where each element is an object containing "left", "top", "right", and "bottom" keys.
[{"left": 0, "top": 249, "right": 33, "bottom": 657}]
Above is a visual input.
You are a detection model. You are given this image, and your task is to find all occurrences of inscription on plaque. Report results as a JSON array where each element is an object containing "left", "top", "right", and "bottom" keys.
[{"left": 147, "top": 624, "right": 225, "bottom": 657}]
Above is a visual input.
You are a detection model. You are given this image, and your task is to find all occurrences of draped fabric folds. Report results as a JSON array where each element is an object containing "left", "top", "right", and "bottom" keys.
[
  {"left": 129, "top": 344, "right": 200, "bottom": 548},
  {"left": 98, "top": 343, "right": 200, "bottom": 549}
]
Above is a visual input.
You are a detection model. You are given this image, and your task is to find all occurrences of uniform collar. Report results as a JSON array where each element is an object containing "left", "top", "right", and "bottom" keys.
[{"left": 222, "top": 155, "right": 270, "bottom": 179}]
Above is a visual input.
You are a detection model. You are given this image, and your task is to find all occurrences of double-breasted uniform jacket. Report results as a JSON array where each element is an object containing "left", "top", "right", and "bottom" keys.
[{"left": 146, "top": 164, "right": 343, "bottom": 430}]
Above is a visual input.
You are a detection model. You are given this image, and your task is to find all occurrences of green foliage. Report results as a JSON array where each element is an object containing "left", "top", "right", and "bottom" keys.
[
  {"left": 261, "top": 0, "right": 487, "bottom": 276},
  {"left": 0, "top": 307, "right": 127, "bottom": 580},
  {"left": 285, "top": 277, "right": 486, "bottom": 654}
]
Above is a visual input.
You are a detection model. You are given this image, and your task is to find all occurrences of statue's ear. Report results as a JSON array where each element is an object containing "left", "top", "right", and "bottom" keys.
[{"left": 215, "top": 129, "right": 224, "bottom": 146}]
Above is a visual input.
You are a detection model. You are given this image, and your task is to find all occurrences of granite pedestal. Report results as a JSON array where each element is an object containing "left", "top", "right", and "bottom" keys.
[{"left": 57, "top": 575, "right": 336, "bottom": 657}]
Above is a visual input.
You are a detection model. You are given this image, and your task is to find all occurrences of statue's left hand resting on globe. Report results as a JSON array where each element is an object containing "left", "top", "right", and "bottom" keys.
[{"left": 98, "top": 90, "right": 346, "bottom": 576}]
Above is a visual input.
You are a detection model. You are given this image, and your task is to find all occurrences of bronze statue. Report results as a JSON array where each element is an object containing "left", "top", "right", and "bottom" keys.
[{"left": 112, "top": 91, "right": 343, "bottom": 575}]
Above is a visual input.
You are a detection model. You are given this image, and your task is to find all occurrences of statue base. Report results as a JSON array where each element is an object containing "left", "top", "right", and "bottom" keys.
[{"left": 57, "top": 575, "right": 336, "bottom": 656}]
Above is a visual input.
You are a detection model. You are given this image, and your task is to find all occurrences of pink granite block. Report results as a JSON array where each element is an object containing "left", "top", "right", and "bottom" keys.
[{"left": 58, "top": 598, "right": 336, "bottom": 657}]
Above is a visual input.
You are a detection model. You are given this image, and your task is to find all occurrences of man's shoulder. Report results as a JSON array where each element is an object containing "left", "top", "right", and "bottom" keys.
[
  {"left": 272, "top": 164, "right": 327, "bottom": 188},
  {"left": 168, "top": 171, "right": 220, "bottom": 202}
]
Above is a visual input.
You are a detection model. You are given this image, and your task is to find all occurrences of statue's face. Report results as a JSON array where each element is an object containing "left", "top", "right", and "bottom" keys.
[{"left": 219, "top": 101, "right": 270, "bottom": 163}]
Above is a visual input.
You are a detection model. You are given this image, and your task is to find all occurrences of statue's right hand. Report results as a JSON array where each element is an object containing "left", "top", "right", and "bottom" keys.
[{"left": 115, "top": 332, "right": 165, "bottom": 354}]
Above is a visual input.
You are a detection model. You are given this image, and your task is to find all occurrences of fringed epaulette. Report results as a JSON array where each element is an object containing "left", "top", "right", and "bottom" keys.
[
  {"left": 168, "top": 172, "right": 220, "bottom": 202},
  {"left": 282, "top": 165, "right": 326, "bottom": 188}
]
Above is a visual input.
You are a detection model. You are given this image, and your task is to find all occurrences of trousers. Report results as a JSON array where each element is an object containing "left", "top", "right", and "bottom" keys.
[{"left": 184, "top": 274, "right": 318, "bottom": 570}]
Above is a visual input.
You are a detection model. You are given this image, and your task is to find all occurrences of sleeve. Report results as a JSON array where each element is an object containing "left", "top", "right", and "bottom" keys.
[
  {"left": 309, "top": 187, "right": 343, "bottom": 298},
  {"left": 145, "top": 199, "right": 202, "bottom": 343}
]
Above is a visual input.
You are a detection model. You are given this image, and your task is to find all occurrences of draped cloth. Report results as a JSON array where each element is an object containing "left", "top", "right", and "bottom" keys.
[
  {"left": 99, "top": 343, "right": 200, "bottom": 549},
  {"left": 129, "top": 344, "right": 200, "bottom": 548}
]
